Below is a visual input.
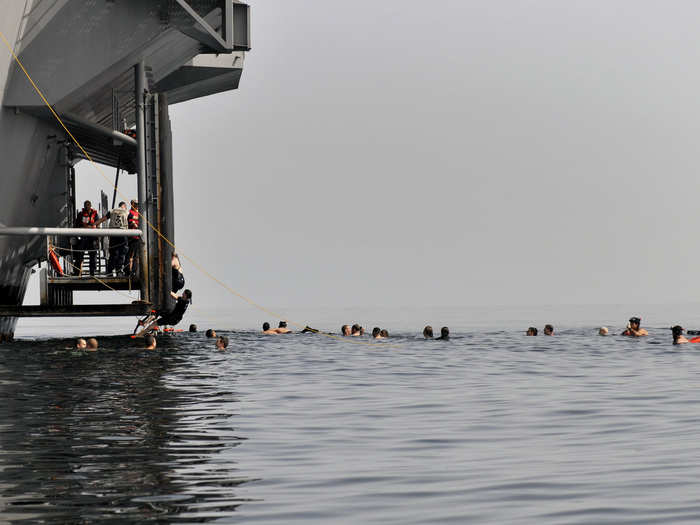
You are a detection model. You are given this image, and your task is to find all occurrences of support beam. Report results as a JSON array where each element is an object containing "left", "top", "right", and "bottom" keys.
[
  {"left": 61, "top": 112, "right": 137, "bottom": 147},
  {"left": 158, "top": 93, "right": 175, "bottom": 310},
  {"left": 135, "top": 62, "right": 149, "bottom": 302}
]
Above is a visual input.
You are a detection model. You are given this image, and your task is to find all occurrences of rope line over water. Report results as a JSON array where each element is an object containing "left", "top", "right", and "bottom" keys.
[{"left": 0, "top": 30, "right": 395, "bottom": 347}]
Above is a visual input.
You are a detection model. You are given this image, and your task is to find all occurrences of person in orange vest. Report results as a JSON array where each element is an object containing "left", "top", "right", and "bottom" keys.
[
  {"left": 73, "top": 200, "right": 101, "bottom": 276},
  {"left": 125, "top": 199, "right": 141, "bottom": 277}
]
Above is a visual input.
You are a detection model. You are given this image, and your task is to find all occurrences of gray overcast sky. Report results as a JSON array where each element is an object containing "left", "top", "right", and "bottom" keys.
[{"left": 75, "top": 0, "right": 700, "bottom": 309}]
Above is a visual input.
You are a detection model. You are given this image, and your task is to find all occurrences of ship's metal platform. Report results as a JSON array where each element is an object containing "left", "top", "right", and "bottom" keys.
[
  {"left": 0, "top": 304, "right": 151, "bottom": 318},
  {"left": 46, "top": 275, "right": 140, "bottom": 292}
]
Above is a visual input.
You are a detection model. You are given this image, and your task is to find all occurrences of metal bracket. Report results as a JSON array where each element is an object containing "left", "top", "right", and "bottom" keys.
[
  {"left": 173, "top": 0, "right": 231, "bottom": 52},
  {"left": 171, "top": 0, "right": 250, "bottom": 53}
]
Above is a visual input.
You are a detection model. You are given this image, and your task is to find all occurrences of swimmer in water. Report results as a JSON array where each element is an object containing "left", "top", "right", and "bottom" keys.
[
  {"left": 423, "top": 325, "right": 434, "bottom": 339},
  {"left": 372, "top": 327, "right": 383, "bottom": 339},
  {"left": 87, "top": 338, "right": 98, "bottom": 351},
  {"left": 216, "top": 336, "right": 229, "bottom": 350},
  {"left": 543, "top": 324, "right": 554, "bottom": 336},
  {"left": 526, "top": 327, "right": 538, "bottom": 336},
  {"left": 205, "top": 329, "right": 216, "bottom": 338},
  {"left": 380, "top": 329, "right": 389, "bottom": 338},
  {"left": 262, "top": 322, "right": 278, "bottom": 335},
  {"left": 276, "top": 321, "right": 292, "bottom": 334},
  {"left": 189, "top": 324, "right": 197, "bottom": 332},
  {"left": 672, "top": 325, "right": 689, "bottom": 344},
  {"left": 351, "top": 324, "right": 364, "bottom": 337},
  {"left": 598, "top": 327, "right": 609, "bottom": 336},
  {"left": 75, "top": 338, "right": 87, "bottom": 349},
  {"left": 144, "top": 334, "right": 156, "bottom": 350},
  {"left": 436, "top": 327, "right": 449, "bottom": 340},
  {"left": 341, "top": 325, "right": 351, "bottom": 336},
  {"left": 621, "top": 316, "right": 648, "bottom": 337}
]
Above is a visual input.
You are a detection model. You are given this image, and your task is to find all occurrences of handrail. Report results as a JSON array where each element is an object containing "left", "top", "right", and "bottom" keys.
[{"left": 0, "top": 227, "right": 142, "bottom": 237}]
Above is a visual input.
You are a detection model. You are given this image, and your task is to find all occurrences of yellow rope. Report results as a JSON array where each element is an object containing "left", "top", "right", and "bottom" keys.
[{"left": 0, "top": 29, "right": 398, "bottom": 348}]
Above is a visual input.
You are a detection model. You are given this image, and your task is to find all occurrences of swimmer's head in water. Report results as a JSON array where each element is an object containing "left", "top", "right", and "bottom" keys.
[
  {"left": 526, "top": 327, "right": 538, "bottom": 336},
  {"left": 440, "top": 327, "right": 449, "bottom": 338},
  {"left": 144, "top": 334, "right": 156, "bottom": 348},
  {"left": 279, "top": 321, "right": 287, "bottom": 328},
  {"left": 544, "top": 324, "right": 554, "bottom": 335},
  {"left": 341, "top": 325, "right": 351, "bottom": 336},
  {"left": 206, "top": 329, "right": 216, "bottom": 338},
  {"left": 87, "top": 338, "right": 98, "bottom": 350},
  {"left": 262, "top": 322, "right": 270, "bottom": 332},
  {"left": 216, "top": 336, "right": 229, "bottom": 349},
  {"left": 629, "top": 317, "right": 641, "bottom": 327},
  {"left": 423, "top": 325, "right": 433, "bottom": 338},
  {"left": 351, "top": 324, "right": 361, "bottom": 334},
  {"left": 372, "top": 327, "right": 381, "bottom": 338},
  {"left": 76, "top": 338, "right": 87, "bottom": 349},
  {"left": 598, "top": 327, "right": 609, "bottom": 336},
  {"left": 672, "top": 325, "right": 684, "bottom": 338},
  {"left": 189, "top": 324, "right": 197, "bottom": 332},
  {"left": 380, "top": 329, "right": 389, "bottom": 338}
]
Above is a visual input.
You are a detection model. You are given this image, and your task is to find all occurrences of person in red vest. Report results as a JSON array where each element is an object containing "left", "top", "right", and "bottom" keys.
[
  {"left": 73, "top": 200, "right": 101, "bottom": 276},
  {"left": 126, "top": 199, "right": 142, "bottom": 277}
]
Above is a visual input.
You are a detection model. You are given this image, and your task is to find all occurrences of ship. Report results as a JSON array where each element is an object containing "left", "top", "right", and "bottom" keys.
[{"left": 0, "top": 0, "right": 251, "bottom": 340}]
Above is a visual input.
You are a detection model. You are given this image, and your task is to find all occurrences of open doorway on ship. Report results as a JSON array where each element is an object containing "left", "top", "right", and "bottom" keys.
[{"left": 71, "top": 160, "right": 140, "bottom": 299}]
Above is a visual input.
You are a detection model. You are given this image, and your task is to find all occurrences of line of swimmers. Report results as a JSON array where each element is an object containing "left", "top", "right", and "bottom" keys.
[
  {"left": 527, "top": 318, "right": 650, "bottom": 337},
  {"left": 251, "top": 322, "right": 451, "bottom": 340},
  {"left": 73, "top": 331, "right": 229, "bottom": 352},
  {"left": 73, "top": 315, "right": 692, "bottom": 352}
]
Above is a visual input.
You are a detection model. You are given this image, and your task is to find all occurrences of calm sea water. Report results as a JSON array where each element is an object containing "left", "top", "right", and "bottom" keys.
[{"left": 3, "top": 304, "right": 700, "bottom": 523}]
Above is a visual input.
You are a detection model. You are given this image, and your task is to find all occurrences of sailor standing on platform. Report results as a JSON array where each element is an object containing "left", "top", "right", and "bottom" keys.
[
  {"left": 126, "top": 200, "right": 141, "bottom": 277},
  {"left": 73, "top": 200, "right": 100, "bottom": 276},
  {"left": 96, "top": 201, "right": 129, "bottom": 275}
]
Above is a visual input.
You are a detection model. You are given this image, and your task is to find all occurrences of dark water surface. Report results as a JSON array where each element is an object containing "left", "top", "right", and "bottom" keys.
[{"left": 3, "top": 319, "right": 700, "bottom": 523}]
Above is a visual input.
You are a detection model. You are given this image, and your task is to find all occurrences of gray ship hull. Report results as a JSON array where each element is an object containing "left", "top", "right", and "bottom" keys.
[{"left": 0, "top": 0, "right": 250, "bottom": 340}]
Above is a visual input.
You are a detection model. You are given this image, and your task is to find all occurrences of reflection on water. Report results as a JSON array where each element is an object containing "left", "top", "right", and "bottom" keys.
[{"left": 0, "top": 335, "right": 249, "bottom": 523}]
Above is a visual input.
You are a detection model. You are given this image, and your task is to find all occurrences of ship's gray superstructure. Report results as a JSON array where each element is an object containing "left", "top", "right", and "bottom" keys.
[{"left": 0, "top": 0, "right": 250, "bottom": 340}]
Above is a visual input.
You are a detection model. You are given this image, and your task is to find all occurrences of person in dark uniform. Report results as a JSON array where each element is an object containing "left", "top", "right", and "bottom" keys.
[
  {"left": 156, "top": 289, "right": 192, "bottom": 328},
  {"left": 74, "top": 200, "right": 101, "bottom": 276},
  {"left": 172, "top": 253, "right": 185, "bottom": 292},
  {"left": 135, "top": 289, "right": 192, "bottom": 335}
]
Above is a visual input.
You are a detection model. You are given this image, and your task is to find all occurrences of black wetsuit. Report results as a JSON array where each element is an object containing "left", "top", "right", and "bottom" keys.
[
  {"left": 157, "top": 297, "right": 189, "bottom": 327},
  {"left": 172, "top": 267, "right": 185, "bottom": 293}
]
